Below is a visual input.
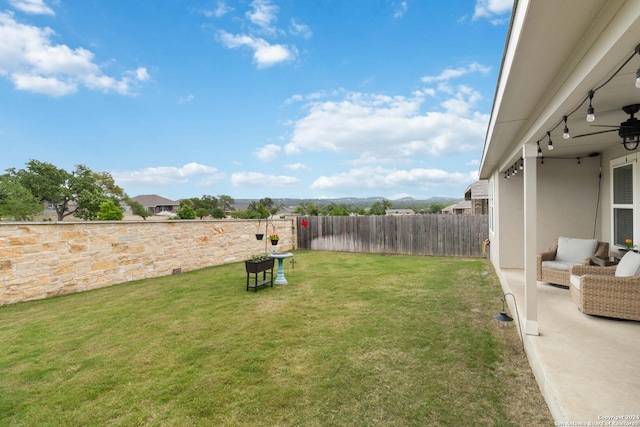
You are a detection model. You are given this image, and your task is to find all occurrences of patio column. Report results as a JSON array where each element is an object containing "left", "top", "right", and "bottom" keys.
[{"left": 523, "top": 144, "right": 539, "bottom": 336}]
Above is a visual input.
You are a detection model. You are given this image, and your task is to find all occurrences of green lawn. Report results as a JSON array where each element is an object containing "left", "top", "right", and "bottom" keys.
[{"left": 0, "top": 251, "right": 552, "bottom": 426}]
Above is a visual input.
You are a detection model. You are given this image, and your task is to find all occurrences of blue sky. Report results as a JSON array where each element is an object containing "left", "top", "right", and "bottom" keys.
[{"left": 0, "top": 0, "right": 512, "bottom": 201}]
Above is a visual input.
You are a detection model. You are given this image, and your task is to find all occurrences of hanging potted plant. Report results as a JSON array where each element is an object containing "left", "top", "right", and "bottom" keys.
[
  {"left": 269, "top": 233, "right": 279, "bottom": 245},
  {"left": 255, "top": 219, "right": 264, "bottom": 240}
]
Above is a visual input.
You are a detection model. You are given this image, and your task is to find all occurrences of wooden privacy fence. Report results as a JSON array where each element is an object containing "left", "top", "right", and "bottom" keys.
[{"left": 297, "top": 215, "right": 489, "bottom": 257}]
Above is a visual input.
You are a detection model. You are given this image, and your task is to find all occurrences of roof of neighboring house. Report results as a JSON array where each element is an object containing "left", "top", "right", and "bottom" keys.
[
  {"left": 131, "top": 194, "right": 179, "bottom": 208},
  {"left": 465, "top": 180, "right": 489, "bottom": 200},
  {"left": 442, "top": 200, "right": 472, "bottom": 213}
]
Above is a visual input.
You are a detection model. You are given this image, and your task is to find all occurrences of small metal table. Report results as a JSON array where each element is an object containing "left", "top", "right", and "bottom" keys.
[{"left": 269, "top": 252, "right": 293, "bottom": 284}]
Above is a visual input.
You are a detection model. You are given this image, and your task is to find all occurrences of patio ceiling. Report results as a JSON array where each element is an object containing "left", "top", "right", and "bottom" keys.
[{"left": 480, "top": 0, "right": 640, "bottom": 178}]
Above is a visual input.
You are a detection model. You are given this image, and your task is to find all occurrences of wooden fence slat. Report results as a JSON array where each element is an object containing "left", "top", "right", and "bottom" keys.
[{"left": 297, "top": 215, "right": 488, "bottom": 257}]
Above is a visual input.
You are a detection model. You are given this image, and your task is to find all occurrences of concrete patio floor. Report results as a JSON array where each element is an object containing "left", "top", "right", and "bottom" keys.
[{"left": 496, "top": 268, "right": 640, "bottom": 424}]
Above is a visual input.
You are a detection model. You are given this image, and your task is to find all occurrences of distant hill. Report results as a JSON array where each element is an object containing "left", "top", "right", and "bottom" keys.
[{"left": 233, "top": 196, "right": 462, "bottom": 209}]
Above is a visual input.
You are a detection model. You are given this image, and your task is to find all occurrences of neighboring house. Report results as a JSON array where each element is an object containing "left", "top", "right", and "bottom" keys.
[
  {"left": 479, "top": 0, "right": 640, "bottom": 335},
  {"left": 131, "top": 194, "right": 180, "bottom": 215},
  {"left": 44, "top": 201, "right": 78, "bottom": 218},
  {"left": 441, "top": 200, "right": 472, "bottom": 215},
  {"left": 465, "top": 180, "right": 489, "bottom": 215},
  {"left": 274, "top": 206, "right": 298, "bottom": 218},
  {"left": 386, "top": 208, "right": 415, "bottom": 216},
  {"left": 442, "top": 181, "right": 489, "bottom": 215}
]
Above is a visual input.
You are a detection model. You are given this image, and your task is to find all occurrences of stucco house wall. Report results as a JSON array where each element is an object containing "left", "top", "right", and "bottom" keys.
[
  {"left": 496, "top": 172, "right": 524, "bottom": 269},
  {"left": 536, "top": 156, "right": 602, "bottom": 251},
  {"left": 492, "top": 154, "right": 602, "bottom": 269}
]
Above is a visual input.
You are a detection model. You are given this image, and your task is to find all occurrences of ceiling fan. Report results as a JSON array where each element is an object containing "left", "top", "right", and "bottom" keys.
[{"left": 573, "top": 104, "right": 640, "bottom": 150}]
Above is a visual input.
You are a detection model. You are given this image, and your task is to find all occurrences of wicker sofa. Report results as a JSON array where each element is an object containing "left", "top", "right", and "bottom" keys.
[
  {"left": 537, "top": 237, "right": 609, "bottom": 288},
  {"left": 569, "top": 254, "right": 640, "bottom": 321}
]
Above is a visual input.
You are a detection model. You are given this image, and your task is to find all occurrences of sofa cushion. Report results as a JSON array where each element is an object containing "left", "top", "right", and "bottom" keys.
[
  {"left": 555, "top": 237, "right": 598, "bottom": 263},
  {"left": 542, "top": 260, "right": 579, "bottom": 272},
  {"left": 615, "top": 251, "right": 640, "bottom": 277}
]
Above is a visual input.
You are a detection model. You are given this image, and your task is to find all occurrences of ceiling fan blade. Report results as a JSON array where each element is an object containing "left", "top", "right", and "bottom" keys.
[
  {"left": 589, "top": 124, "right": 619, "bottom": 128},
  {"left": 572, "top": 129, "right": 618, "bottom": 139}
]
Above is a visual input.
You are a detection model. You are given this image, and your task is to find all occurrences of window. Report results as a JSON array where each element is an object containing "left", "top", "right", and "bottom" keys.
[{"left": 612, "top": 162, "right": 634, "bottom": 247}]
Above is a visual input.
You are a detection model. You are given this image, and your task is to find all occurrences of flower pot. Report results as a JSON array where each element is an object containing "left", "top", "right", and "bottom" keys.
[
  {"left": 271, "top": 239, "right": 279, "bottom": 245},
  {"left": 255, "top": 233, "right": 264, "bottom": 240}
]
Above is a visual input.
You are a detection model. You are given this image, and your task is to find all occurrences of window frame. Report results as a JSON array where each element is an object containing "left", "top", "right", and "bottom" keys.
[{"left": 610, "top": 156, "right": 637, "bottom": 249}]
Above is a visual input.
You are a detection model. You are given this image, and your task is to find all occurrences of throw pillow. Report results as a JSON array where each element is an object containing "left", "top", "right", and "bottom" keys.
[{"left": 615, "top": 251, "right": 640, "bottom": 277}]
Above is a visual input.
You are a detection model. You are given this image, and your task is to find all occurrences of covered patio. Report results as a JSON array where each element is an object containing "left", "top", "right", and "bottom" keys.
[
  {"left": 480, "top": 0, "right": 640, "bottom": 423},
  {"left": 498, "top": 268, "right": 640, "bottom": 422}
]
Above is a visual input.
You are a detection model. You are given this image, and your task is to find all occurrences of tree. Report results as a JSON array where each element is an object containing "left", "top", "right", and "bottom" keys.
[
  {"left": 9, "top": 160, "right": 126, "bottom": 221},
  {"left": 211, "top": 207, "right": 226, "bottom": 219},
  {"left": 0, "top": 175, "right": 44, "bottom": 220},
  {"left": 353, "top": 206, "right": 367, "bottom": 216},
  {"left": 72, "top": 166, "right": 124, "bottom": 221},
  {"left": 294, "top": 201, "right": 321, "bottom": 216},
  {"left": 190, "top": 195, "right": 225, "bottom": 219},
  {"left": 368, "top": 200, "right": 392, "bottom": 215},
  {"left": 240, "top": 201, "right": 271, "bottom": 219},
  {"left": 176, "top": 200, "right": 196, "bottom": 219},
  {"left": 218, "top": 194, "right": 235, "bottom": 213},
  {"left": 257, "top": 197, "right": 283, "bottom": 217},
  {"left": 97, "top": 200, "right": 124, "bottom": 220},
  {"left": 10, "top": 160, "right": 72, "bottom": 220},
  {"left": 195, "top": 208, "right": 209, "bottom": 219},
  {"left": 429, "top": 203, "right": 447, "bottom": 214},
  {"left": 325, "top": 202, "right": 350, "bottom": 216},
  {"left": 127, "top": 199, "right": 151, "bottom": 220}
]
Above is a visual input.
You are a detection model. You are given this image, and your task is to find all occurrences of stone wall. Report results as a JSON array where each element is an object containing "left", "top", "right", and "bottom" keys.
[{"left": 0, "top": 219, "right": 295, "bottom": 305}]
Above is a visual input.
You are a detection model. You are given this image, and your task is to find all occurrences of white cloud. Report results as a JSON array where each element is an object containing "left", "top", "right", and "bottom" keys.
[
  {"left": 204, "top": 1, "right": 232, "bottom": 18},
  {"left": 284, "top": 87, "right": 488, "bottom": 163},
  {"left": 217, "top": 30, "right": 296, "bottom": 68},
  {"left": 8, "top": 0, "right": 54, "bottom": 15},
  {"left": 285, "top": 163, "right": 309, "bottom": 171},
  {"left": 231, "top": 171, "right": 299, "bottom": 187},
  {"left": 441, "top": 86, "right": 482, "bottom": 116},
  {"left": 134, "top": 67, "right": 150, "bottom": 82},
  {"left": 255, "top": 144, "right": 281, "bottom": 162},
  {"left": 179, "top": 94, "right": 194, "bottom": 104},
  {"left": 215, "top": 0, "right": 307, "bottom": 68},
  {"left": 11, "top": 73, "right": 75, "bottom": 96},
  {"left": 393, "top": 1, "right": 408, "bottom": 19},
  {"left": 246, "top": 0, "right": 278, "bottom": 34},
  {"left": 473, "top": 0, "right": 513, "bottom": 23},
  {"left": 0, "top": 12, "right": 150, "bottom": 96},
  {"left": 112, "top": 163, "right": 223, "bottom": 187},
  {"left": 285, "top": 94, "right": 304, "bottom": 104},
  {"left": 284, "top": 89, "right": 338, "bottom": 105},
  {"left": 280, "top": 69, "right": 491, "bottom": 191},
  {"left": 421, "top": 62, "right": 491, "bottom": 83},
  {"left": 310, "top": 166, "right": 477, "bottom": 192},
  {"left": 289, "top": 19, "right": 312, "bottom": 39}
]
